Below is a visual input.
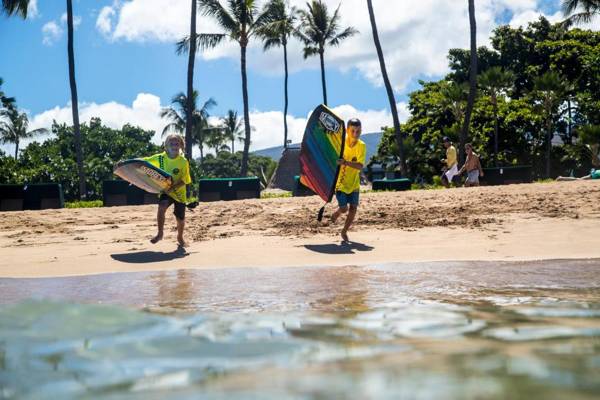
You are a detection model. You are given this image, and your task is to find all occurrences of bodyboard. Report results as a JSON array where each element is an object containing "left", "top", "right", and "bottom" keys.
[
  {"left": 299, "top": 105, "right": 346, "bottom": 204},
  {"left": 113, "top": 159, "right": 183, "bottom": 202}
]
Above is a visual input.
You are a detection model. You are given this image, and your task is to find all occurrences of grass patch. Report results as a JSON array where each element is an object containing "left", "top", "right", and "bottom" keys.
[
  {"left": 261, "top": 191, "right": 292, "bottom": 199},
  {"left": 65, "top": 200, "right": 103, "bottom": 208}
]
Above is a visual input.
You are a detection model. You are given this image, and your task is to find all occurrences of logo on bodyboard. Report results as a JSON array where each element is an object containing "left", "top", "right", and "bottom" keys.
[
  {"left": 319, "top": 112, "right": 340, "bottom": 133},
  {"left": 139, "top": 165, "right": 168, "bottom": 183}
]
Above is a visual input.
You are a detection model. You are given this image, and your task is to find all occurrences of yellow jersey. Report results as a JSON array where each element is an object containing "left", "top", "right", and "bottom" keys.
[
  {"left": 336, "top": 139, "right": 366, "bottom": 194},
  {"left": 144, "top": 152, "right": 192, "bottom": 202}
]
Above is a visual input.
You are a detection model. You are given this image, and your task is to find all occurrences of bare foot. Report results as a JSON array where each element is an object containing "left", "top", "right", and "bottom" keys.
[
  {"left": 150, "top": 233, "right": 163, "bottom": 244},
  {"left": 177, "top": 237, "right": 187, "bottom": 248},
  {"left": 341, "top": 230, "right": 349, "bottom": 242}
]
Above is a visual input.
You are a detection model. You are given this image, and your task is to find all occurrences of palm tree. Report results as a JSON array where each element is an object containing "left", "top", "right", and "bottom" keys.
[
  {"left": 296, "top": 0, "right": 358, "bottom": 106},
  {"left": 3, "top": 0, "right": 85, "bottom": 197},
  {"left": 479, "top": 67, "right": 515, "bottom": 166},
  {"left": 222, "top": 109, "right": 244, "bottom": 153},
  {"left": 562, "top": 0, "right": 600, "bottom": 26},
  {"left": 175, "top": 0, "right": 199, "bottom": 160},
  {"left": 66, "top": 0, "right": 85, "bottom": 199},
  {"left": 533, "top": 71, "right": 567, "bottom": 178},
  {"left": 205, "top": 126, "right": 229, "bottom": 154},
  {"left": 0, "top": 78, "right": 15, "bottom": 109},
  {"left": 257, "top": 0, "right": 297, "bottom": 149},
  {"left": 460, "top": 0, "right": 478, "bottom": 164},
  {"left": 0, "top": 104, "right": 47, "bottom": 159},
  {"left": 441, "top": 82, "right": 469, "bottom": 124},
  {"left": 178, "top": 0, "right": 272, "bottom": 176},
  {"left": 1, "top": 0, "right": 29, "bottom": 17},
  {"left": 366, "top": 0, "right": 406, "bottom": 175},
  {"left": 160, "top": 91, "right": 217, "bottom": 162}
]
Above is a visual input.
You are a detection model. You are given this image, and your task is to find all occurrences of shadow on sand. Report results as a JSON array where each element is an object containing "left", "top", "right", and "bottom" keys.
[
  {"left": 303, "top": 241, "right": 375, "bottom": 255},
  {"left": 111, "top": 246, "right": 188, "bottom": 264}
]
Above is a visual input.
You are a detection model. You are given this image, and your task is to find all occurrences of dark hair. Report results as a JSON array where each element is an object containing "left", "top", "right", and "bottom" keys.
[
  {"left": 442, "top": 136, "right": 451, "bottom": 143},
  {"left": 347, "top": 118, "right": 362, "bottom": 128},
  {"left": 465, "top": 143, "right": 473, "bottom": 148}
]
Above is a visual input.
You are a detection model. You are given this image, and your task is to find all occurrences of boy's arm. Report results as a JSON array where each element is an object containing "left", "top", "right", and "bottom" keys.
[
  {"left": 166, "top": 180, "right": 186, "bottom": 194},
  {"left": 477, "top": 156, "right": 484, "bottom": 176},
  {"left": 337, "top": 159, "right": 363, "bottom": 170}
]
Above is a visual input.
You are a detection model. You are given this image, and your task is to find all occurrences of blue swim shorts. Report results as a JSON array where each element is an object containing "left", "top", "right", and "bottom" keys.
[{"left": 336, "top": 191, "right": 360, "bottom": 208}]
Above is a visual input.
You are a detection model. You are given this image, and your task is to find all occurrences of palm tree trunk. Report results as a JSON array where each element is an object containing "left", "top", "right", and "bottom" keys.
[
  {"left": 567, "top": 98, "right": 573, "bottom": 144},
  {"left": 231, "top": 137, "right": 235, "bottom": 153},
  {"left": 283, "top": 42, "right": 289, "bottom": 149},
  {"left": 67, "top": 0, "right": 85, "bottom": 199},
  {"left": 546, "top": 119, "right": 552, "bottom": 178},
  {"left": 460, "top": 0, "right": 477, "bottom": 165},
  {"left": 493, "top": 97, "right": 499, "bottom": 166},
  {"left": 199, "top": 141, "right": 204, "bottom": 162},
  {"left": 366, "top": 0, "right": 406, "bottom": 176},
  {"left": 240, "top": 42, "right": 251, "bottom": 176},
  {"left": 319, "top": 49, "right": 328, "bottom": 106},
  {"left": 185, "top": 0, "right": 197, "bottom": 161},
  {"left": 14, "top": 140, "right": 18, "bottom": 160}
]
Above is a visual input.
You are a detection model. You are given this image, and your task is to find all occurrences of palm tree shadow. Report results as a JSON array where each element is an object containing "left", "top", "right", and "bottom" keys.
[
  {"left": 303, "top": 241, "right": 375, "bottom": 255},
  {"left": 110, "top": 246, "right": 189, "bottom": 264}
]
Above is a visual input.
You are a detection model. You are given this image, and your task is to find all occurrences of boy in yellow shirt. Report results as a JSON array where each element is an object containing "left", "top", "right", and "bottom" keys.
[
  {"left": 144, "top": 134, "right": 192, "bottom": 247},
  {"left": 331, "top": 119, "right": 366, "bottom": 242}
]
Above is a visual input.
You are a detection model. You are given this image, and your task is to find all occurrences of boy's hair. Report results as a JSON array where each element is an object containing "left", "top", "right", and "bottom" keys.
[
  {"left": 347, "top": 118, "right": 362, "bottom": 128},
  {"left": 164, "top": 134, "right": 185, "bottom": 150},
  {"left": 443, "top": 136, "right": 451, "bottom": 143},
  {"left": 465, "top": 142, "right": 473, "bottom": 149}
]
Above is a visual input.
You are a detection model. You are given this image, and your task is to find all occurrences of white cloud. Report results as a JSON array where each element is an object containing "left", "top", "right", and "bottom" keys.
[
  {"left": 12, "top": 94, "right": 407, "bottom": 156},
  {"left": 60, "top": 12, "right": 82, "bottom": 28},
  {"left": 244, "top": 102, "right": 410, "bottom": 151},
  {"left": 95, "top": 0, "right": 583, "bottom": 94},
  {"left": 509, "top": 9, "right": 563, "bottom": 27},
  {"left": 96, "top": 6, "right": 116, "bottom": 36},
  {"left": 41, "top": 13, "right": 82, "bottom": 46},
  {"left": 42, "top": 21, "right": 63, "bottom": 46},
  {"left": 27, "top": 0, "right": 39, "bottom": 18}
]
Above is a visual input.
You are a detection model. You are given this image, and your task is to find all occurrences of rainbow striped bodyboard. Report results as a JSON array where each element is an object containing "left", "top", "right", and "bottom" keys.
[{"left": 300, "top": 105, "right": 346, "bottom": 207}]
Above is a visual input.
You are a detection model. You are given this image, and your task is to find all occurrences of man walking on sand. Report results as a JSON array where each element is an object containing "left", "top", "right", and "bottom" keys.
[{"left": 441, "top": 136, "right": 458, "bottom": 188}]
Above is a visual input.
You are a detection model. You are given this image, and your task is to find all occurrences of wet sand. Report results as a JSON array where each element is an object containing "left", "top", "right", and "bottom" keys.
[{"left": 0, "top": 180, "right": 599, "bottom": 278}]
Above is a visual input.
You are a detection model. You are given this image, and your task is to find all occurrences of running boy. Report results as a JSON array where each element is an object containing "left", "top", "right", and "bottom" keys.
[
  {"left": 144, "top": 134, "right": 192, "bottom": 247},
  {"left": 331, "top": 118, "right": 366, "bottom": 242}
]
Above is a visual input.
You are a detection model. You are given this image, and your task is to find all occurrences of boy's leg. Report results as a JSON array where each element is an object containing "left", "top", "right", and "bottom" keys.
[
  {"left": 151, "top": 200, "right": 170, "bottom": 243},
  {"left": 176, "top": 218, "right": 186, "bottom": 247},
  {"left": 340, "top": 192, "right": 359, "bottom": 242},
  {"left": 331, "top": 191, "right": 348, "bottom": 224},
  {"left": 173, "top": 202, "right": 187, "bottom": 247},
  {"left": 331, "top": 206, "right": 348, "bottom": 224}
]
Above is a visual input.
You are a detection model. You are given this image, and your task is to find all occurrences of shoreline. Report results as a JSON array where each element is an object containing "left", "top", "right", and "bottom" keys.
[{"left": 1, "top": 180, "right": 599, "bottom": 278}]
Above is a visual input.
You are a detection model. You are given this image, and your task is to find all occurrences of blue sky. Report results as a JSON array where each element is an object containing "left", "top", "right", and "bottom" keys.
[{"left": 0, "top": 0, "right": 575, "bottom": 153}]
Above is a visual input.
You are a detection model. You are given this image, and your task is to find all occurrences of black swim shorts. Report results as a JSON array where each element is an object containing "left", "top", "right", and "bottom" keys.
[{"left": 159, "top": 193, "right": 186, "bottom": 220}]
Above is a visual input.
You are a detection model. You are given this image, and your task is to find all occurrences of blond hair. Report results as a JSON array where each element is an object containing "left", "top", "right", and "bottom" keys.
[{"left": 163, "top": 134, "right": 185, "bottom": 151}]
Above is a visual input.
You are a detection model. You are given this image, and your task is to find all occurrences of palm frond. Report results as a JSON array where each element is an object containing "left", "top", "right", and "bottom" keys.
[
  {"left": 1, "top": 0, "right": 29, "bottom": 18},
  {"left": 177, "top": 33, "right": 227, "bottom": 54},
  {"left": 161, "top": 122, "right": 182, "bottom": 137},
  {"left": 329, "top": 26, "right": 358, "bottom": 46},
  {"left": 200, "top": 0, "right": 239, "bottom": 33}
]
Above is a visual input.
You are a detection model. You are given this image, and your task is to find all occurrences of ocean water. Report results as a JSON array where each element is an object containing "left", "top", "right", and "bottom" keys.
[{"left": 0, "top": 259, "right": 599, "bottom": 399}]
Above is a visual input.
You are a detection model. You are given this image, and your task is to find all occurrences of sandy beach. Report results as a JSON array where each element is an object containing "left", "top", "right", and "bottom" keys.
[{"left": 0, "top": 180, "right": 599, "bottom": 278}]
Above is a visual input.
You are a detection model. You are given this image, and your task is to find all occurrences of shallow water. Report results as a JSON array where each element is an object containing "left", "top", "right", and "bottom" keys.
[{"left": 1, "top": 259, "right": 599, "bottom": 399}]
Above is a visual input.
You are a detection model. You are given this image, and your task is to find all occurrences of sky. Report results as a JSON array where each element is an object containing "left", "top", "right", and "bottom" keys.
[{"left": 0, "top": 0, "right": 598, "bottom": 156}]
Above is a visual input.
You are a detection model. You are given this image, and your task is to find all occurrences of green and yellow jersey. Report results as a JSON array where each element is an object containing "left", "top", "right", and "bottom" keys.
[{"left": 144, "top": 152, "right": 191, "bottom": 203}]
